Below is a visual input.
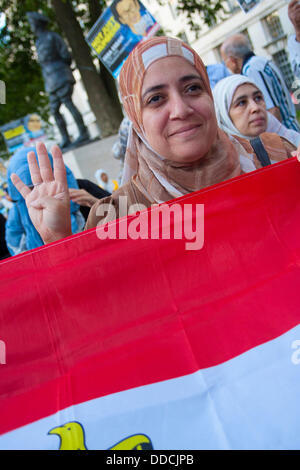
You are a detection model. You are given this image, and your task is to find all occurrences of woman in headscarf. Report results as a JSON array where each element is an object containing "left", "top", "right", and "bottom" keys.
[
  {"left": 213, "top": 74, "right": 300, "bottom": 147},
  {"left": 94, "top": 168, "right": 117, "bottom": 193},
  {"left": 9, "top": 37, "right": 299, "bottom": 245}
]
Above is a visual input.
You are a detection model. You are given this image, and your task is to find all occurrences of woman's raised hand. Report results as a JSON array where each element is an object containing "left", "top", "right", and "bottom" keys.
[{"left": 10, "top": 142, "right": 72, "bottom": 244}]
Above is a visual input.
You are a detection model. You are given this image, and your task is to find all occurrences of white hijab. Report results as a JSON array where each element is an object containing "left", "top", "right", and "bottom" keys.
[
  {"left": 94, "top": 168, "right": 115, "bottom": 193},
  {"left": 213, "top": 75, "right": 300, "bottom": 147}
]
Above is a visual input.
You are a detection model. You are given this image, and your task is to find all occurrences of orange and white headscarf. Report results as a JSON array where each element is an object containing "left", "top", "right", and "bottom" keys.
[{"left": 118, "top": 37, "right": 252, "bottom": 203}]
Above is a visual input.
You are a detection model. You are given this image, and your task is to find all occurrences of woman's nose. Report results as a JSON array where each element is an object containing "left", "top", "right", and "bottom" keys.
[
  {"left": 249, "top": 99, "right": 260, "bottom": 112},
  {"left": 169, "top": 93, "right": 193, "bottom": 119}
]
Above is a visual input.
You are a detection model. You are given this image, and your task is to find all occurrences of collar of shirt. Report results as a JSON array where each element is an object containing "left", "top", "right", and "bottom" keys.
[{"left": 242, "top": 51, "right": 255, "bottom": 69}]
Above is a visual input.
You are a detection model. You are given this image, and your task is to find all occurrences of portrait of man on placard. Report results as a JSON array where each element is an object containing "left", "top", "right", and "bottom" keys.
[
  {"left": 23, "top": 114, "right": 45, "bottom": 144},
  {"left": 111, "top": 0, "right": 155, "bottom": 38}
]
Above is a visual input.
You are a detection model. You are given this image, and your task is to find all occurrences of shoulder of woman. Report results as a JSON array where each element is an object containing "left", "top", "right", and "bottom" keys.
[
  {"left": 277, "top": 136, "right": 297, "bottom": 157},
  {"left": 85, "top": 194, "right": 115, "bottom": 231},
  {"left": 230, "top": 135, "right": 252, "bottom": 153},
  {"left": 234, "top": 132, "right": 296, "bottom": 160},
  {"left": 259, "top": 133, "right": 296, "bottom": 159},
  {"left": 84, "top": 180, "right": 150, "bottom": 230}
]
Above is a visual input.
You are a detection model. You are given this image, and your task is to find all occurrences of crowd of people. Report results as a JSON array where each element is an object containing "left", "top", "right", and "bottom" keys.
[{"left": 2, "top": 0, "right": 300, "bottom": 255}]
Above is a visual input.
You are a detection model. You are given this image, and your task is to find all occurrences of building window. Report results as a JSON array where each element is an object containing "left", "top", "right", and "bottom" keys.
[
  {"left": 264, "top": 12, "right": 284, "bottom": 41},
  {"left": 225, "top": 0, "right": 240, "bottom": 13},
  {"left": 272, "top": 49, "right": 295, "bottom": 89},
  {"left": 168, "top": 0, "right": 177, "bottom": 19},
  {"left": 241, "top": 28, "right": 253, "bottom": 49},
  {"left": 215, "top": 46, "right": 222, "bottom": 62}
]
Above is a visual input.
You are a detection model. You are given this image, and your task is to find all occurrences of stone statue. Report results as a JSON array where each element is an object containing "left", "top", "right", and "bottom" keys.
[{"left": 27, "top": 12, "right": 89, "bottom": 150}]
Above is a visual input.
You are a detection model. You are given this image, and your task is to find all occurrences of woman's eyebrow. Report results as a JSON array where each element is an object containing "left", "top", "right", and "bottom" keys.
[
  {"left": 142, "top": 75, "right": 202, "bottom": 100},
  {"left": 232, "top": 89, "right": 262, "bottom": 105},
  {"left": 232, "top": 94, "right": 247, "bottom": 105},
  {"left": 142, "top": 84, "right": 165, "bottom": 100},
  {"left": 179, "top": 74, "right": 202, "bottom": 83}
]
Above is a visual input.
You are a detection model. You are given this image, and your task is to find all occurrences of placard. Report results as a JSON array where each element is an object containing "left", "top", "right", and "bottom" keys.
[{"left": 86, "top": 0, "right": 160, "bottom": 77}]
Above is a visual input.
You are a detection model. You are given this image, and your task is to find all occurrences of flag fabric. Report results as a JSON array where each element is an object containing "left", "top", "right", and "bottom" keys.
[{"left": 0, "top": 158, "right": 300, "bottom": 450}]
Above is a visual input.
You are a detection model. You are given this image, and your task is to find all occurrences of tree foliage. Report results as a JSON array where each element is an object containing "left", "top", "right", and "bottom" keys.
[
  {"left": 0, "top": 0, "right": 122, "bottom": 154},
  {"left": 0, "top": 1, "right": 54, "bottom": 127},
  {"left": 0, "top": 0, "right": 111, "bottom": 129},
  {"left": 159, "top": 0, "right": 230, "bottom": 36},
  {"left": 50, "top": 0, "right": 122, "bottom": 136}
]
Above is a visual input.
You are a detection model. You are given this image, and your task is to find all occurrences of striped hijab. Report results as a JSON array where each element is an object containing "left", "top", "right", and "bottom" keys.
[{"left": 118, "top": 36, "right": 242, "bottom": 203}]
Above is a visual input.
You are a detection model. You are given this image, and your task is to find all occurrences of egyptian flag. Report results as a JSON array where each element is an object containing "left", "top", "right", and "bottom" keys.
[{"left": 0, "top": 159, "right": 299, "bottom": 450}]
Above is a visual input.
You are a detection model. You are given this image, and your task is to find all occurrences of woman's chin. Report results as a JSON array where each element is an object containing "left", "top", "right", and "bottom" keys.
[
  {"left": 245, "top": 125, "right": 267, "bottom": 138},
  {"left": 165, "top": 143, "right": 213, "bottom": 164}
]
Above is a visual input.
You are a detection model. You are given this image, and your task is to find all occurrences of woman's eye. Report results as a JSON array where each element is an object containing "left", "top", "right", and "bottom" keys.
[
  {"left": 254, "top": 95, "right": 264, "bottom": 102},
  {"left": 186, "top": 84, "right": 201, "bottom": 93},
  {"left": 237, "top": 100, "right": 246, "bottom": 107},
  {"left": 147, "top": 95, "right": 163, "bottom": 105}
]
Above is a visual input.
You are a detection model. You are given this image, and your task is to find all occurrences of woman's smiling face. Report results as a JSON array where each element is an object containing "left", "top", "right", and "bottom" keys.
[{"left": 141, "top": 56, "right": 217, "bottom": 164}]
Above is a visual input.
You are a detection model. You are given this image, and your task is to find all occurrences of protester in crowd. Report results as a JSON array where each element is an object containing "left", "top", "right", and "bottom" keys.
[
  {"left": 213, "top": 74, "right": 300, "bottom": 147},
  {"left": 206, "top": 62, "right": 231, "bottom": 89},
  {"left": 288, "top": 0, "right": 300, "bottom": 79},
  {"left": 112, "top": 116, "right": 131, "bottom": 184},
  {"left": 10, "top": 36, "right": 299, "bottom": 246},
  {"left": 94, "top": 169, "right": 118, "bottom": 193},
  {"left": 220, "top": 33, "right": 300, "bottom": 131},
  {"left": 6, "top": 146, "right": 85, "bottom": 255}
]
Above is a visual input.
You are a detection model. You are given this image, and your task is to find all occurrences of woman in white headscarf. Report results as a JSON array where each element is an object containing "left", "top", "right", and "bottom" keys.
[
  {"left": 94, "top": 168, "right": 117, "bottom": 193},
  {"left": 213, "top": 74, "right": 300, "bottom": 147}
]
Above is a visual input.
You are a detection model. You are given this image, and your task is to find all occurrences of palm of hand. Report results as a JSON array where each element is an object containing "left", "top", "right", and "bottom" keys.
[
  {"left": 10, "top": 143, "right": 73, "bottom": 245},
  {"left": 26, "top": 181, "right": 71, "bottom": 242}
]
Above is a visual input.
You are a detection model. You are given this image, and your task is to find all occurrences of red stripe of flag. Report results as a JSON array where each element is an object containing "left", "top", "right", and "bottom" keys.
[{"left": 0, "top": 158, "right": 300, "bottom": 435}]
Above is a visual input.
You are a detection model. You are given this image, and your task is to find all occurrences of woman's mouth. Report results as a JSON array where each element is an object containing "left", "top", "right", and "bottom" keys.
[
  {"left": 250, "top": 117, "right": 265, "bottom": 126},
  {"left": 169, "top": 124, "right": 200, "bottom": 137}
]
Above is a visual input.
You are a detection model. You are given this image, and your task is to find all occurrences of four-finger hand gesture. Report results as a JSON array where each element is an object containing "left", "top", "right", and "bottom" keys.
[{"left": 10, "top": 142, "right": 72, "bottom": 245}]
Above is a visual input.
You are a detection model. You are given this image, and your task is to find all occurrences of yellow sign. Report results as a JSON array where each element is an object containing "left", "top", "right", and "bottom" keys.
[
  {"left": 91, "top": 16, "right": 120, "bottom": 54},
  {"left": 3, "top": 125, "right": 25, "bottom": 140}
]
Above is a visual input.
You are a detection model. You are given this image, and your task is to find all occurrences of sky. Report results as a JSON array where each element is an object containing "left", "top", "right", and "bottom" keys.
[{"left": 0, "top": 13, "right": 6, "bottom": 31}]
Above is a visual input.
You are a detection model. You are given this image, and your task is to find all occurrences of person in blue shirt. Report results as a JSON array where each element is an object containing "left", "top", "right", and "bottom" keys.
[{"left": 206, "top": 62, "right": 231, "bottom": 89}]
